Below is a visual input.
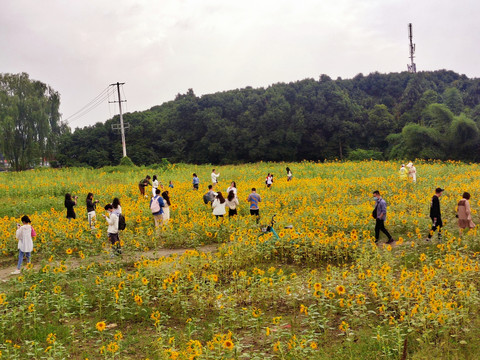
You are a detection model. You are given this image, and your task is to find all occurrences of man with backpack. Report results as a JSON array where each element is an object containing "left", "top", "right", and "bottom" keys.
[
  {"left": 103, "top": 204, "right": 122, "bottom": 256},
  {"left": 203, "top": 185, "right": 217, "bottom": 206},
  {"left": 372, "top": 190, "right": 394, "bottom": 244},
  {"left": 150, "top": 189, "right": 165, "bottom": 228}
]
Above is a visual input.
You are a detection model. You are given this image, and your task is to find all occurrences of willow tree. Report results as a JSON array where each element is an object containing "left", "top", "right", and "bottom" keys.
[{"left": 0, "top": 73, "right": 67, "bottom": 170}]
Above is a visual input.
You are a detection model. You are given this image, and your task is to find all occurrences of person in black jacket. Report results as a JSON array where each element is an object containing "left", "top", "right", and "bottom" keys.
[
  {"left": 426, "top": 187, "right": 444, "bottom": 241},
  {"left": 86, "top": 192, "right": 99, "bottom": 229},
  {"left": 65, "top": 193, "right": 77, "bottom": 219}
]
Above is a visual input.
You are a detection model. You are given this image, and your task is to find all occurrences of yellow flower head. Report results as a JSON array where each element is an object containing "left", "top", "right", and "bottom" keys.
[{"left": 96, "top": 321, "right": 106, "bottom": 332}]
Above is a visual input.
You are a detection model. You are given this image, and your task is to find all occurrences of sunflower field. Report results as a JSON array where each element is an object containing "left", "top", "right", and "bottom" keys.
[{"left": 1, "top": 161, "right": 480, "bottom": 359}]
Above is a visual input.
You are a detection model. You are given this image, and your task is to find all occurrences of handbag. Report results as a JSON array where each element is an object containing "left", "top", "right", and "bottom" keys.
[
  {"left": 372, "top": 205, "right": 378, "bottom": 219},
  {"left": 31, "top": 226, "right": 37, "bottom": 237}
]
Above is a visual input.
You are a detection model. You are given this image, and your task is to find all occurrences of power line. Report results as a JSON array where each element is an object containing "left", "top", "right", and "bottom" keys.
[{"left": 63, "top": 86, "right": 114, "bottom": 124}]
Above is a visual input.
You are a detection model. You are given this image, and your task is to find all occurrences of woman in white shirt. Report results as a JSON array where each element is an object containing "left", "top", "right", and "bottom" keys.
[
  {"left": 225, "top": 190, "right": 239, "bottom": 217},
  {"left": 152, "top": 175, "right": 159, "bottom": 196},
  {"left": 226, "top": 181, "right": 237, "bottom": 197},
  {"left": 12, "top": 215, "right": 34, "bottom": 274},
  {"left": 212, "top": 192, "right": 226, "bottom": 219},
  {"left": 112, "top": 197, "right": 122, "bottom": 215}
]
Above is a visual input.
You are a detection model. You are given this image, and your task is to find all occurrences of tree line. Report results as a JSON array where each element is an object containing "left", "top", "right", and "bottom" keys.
[
  {"left": 57, "top": 70, "right": 480, "bottom": 167},
  {"left": 2, "top": 70, "right": 480, "bottom": 170}
]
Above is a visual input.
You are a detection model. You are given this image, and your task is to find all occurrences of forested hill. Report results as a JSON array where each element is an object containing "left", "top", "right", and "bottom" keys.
[{"left": 58, "top": 70, "right": 480, "bottom": 167}]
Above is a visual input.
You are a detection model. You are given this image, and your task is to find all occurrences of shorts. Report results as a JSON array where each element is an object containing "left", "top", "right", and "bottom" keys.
[
  {"left": 229, "top": 208, "right": 237, "bottom": 217},
  {"left": 193, "top": 184, "right": 199, "bottom": 190},
  {"left": 250, "top": 209, "right": 259, "bottom": 216}
]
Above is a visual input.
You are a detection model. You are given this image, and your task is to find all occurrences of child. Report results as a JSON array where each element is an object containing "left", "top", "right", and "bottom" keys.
[{"left": 11, "top": 215, "right": 34, "bottom": 275}]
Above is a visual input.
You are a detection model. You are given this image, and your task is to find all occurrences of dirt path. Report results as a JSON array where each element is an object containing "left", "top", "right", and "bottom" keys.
[{"left": 0, "top": 244, "right": 219, "bottom": 283}]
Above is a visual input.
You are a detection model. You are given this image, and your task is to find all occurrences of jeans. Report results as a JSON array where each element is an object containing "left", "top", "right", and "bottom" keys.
[{"left": 17, "top": 250, "right": 31, "bottom": 270}]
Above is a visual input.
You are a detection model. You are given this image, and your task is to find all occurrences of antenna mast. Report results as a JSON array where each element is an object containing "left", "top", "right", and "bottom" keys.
[{"left": 407, "top": 23, "right": 416, "bottom": 73}]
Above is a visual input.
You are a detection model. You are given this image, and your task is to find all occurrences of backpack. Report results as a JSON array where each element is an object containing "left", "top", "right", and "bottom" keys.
[
  {"left": 118, "top": 214, "right": 126, "bottom": 230},
  {"left": 150, "top": 196, "right": 161, "bottom": 213},
  {"left": 203, "top": 193, "right": 210, "bottom": 204}
]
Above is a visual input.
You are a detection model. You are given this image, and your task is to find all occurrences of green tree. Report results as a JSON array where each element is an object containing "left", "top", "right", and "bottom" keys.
[
  {"left": 0, "top": 73, "right": 66, "bottom": 170},
  {"left": 447, "top": 114, "right": 479, "bottom": 160},
  {"left": 443, "top": 87, "right": 464, "bottom": 115}
]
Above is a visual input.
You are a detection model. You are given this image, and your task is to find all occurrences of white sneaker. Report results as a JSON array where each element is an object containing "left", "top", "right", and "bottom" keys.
[{"left": 10, "top": 269, "right": 21, "bottom": 275}]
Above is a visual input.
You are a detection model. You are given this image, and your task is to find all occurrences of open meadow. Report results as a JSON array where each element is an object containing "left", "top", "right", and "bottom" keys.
[{"left": 1, "top": 161, "right": 480, "bottom": 359}]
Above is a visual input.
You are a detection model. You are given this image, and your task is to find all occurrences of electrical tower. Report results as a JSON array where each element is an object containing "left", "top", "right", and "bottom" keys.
[
  {"left": 109, "top": 82, "right": 129, "bottom": 157},
  {"left": 407, "top": 23, "right": 416, "bottom": 73}
]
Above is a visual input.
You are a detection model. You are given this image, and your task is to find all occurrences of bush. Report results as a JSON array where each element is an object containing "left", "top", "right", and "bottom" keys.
[
  {"left": 119, "top": 156, "right": 135, "bottom": 167},
  {"left": 348, "top": 149, "right": 384, "bottom": 161}
]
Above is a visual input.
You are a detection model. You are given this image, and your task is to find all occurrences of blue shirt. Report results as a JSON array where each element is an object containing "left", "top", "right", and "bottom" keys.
[
  {"left": 193, "top": 176, "right": 199, "bottom": 185},
  {"left": 247, "top": 193, "right": 261, "bottom": 210},
  {"left": 150, "top": 195, "right": 165, "bottom": 215},
  {"left": 375, "top": 198, "right": 387, "bottom": 220}
]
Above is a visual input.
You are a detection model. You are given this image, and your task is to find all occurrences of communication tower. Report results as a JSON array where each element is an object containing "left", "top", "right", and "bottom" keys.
[{"left": 407, "top": 23, "right": 416, "bottom": 73}]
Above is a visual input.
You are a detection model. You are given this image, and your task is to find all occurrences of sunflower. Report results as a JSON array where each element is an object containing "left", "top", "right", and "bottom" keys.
[
  {"left": 223, "top": 339, "right": 234, "bottom": 350},
  {"left": 96, "top": 321, "right": 106, "bottom": 332},
  {"left": 336, "top": 285, "right": 346, "bottom": 295}
]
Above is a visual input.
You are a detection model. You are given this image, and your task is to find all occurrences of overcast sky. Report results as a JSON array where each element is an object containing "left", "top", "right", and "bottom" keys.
[{"left": 2, "top": 0, "right": 479, "bottom": 128}]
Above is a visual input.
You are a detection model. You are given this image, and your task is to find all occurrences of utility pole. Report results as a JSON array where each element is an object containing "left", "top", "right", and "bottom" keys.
[
  {"left": 407, "top": 23, "right": 416, "bottom": 73},
  {"left": 109, "top": 82, "right": 128, "bottom": 157}
]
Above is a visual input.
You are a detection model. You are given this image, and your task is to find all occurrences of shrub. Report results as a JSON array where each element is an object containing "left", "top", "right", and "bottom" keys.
[
  {"left": 119, "top": 156, "right": 135, "bottom": 167},
  {"left": 348, "top": 149, "right": 384, "bottom": 161}
]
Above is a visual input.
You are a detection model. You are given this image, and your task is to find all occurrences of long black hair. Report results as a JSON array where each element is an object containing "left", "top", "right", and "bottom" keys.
[
  {"left": 65, "top": 193, "right": 72, "bottom": 206},
  {"left": 162, "top": 191, "right": 171, "bottom": 206},
  {"left": 86, "top": 192, "right": 93, "bottom": 201},
  {"left": 227, "top": 190, "right": 235, "bottom": 202},
  {"left": 112, "top": 197, "right": 121, "bottom": 209},
  {"left": 216, "top": 192, "right": 225, "bottom": 204}
]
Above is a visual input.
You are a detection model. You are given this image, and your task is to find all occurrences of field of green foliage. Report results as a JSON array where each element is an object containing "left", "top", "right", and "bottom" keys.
[{"left": 1, "top": 160, "right": 480, "bottom": 359}]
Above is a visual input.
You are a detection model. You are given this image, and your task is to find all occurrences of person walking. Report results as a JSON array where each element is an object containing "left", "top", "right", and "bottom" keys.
[
  {"left": 139, "top": 175, "right": 151, "bottom": 197},
  {"left": 372, "top": 191, "right": 394, "bottom": 244},
  {"left": 211, "top": 169, "right": 220, "bottom": 188},
  {"left": 150, "top": 189, "right": 165, "bottom": 228},
  {"left": 266, "top": 173, "right": 273, "bottom": 188},
  {"left": 212, "top": 192, "right": 226, "bottom": 219},
  {"left": 112, "top": 197, "right": 122, "bottom": 215},
  {"left": 86, "top": 193, "right": 99, "bottom": 229},
  {"left": 65, "top": 193, "right": 77, "bottom": 220},
  {"left": 11, "top": 215, "right": 34, "bottom": 275},
  {"left": 286, "top": 167, "right": 293, "bottom": 181},
  {"left": 192, "top": 173, "right": 200, "bottom": 190},
  {"left": 102, "top": 204, "right": 121, "bottom": 256},
  {"left": 162, "top": 191, "right": 171, "bottom": 224},
  {"left": 426, "top": 187, "right": 444, "bottom": 241},
  {"left": 457, "top": 192, "right": 475, "bottom": 236},
  {"left": 407, "top": 162, "right": 417, "bottom": 183},
  {"left": 247, "top": 188, "right": 261, "bottom": 221},
  {"left": 152, "top": 175, "right": 159, "bottom": 197},
  {"left": 225, "top": 190, "right": 239, "bottom": 217}
]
